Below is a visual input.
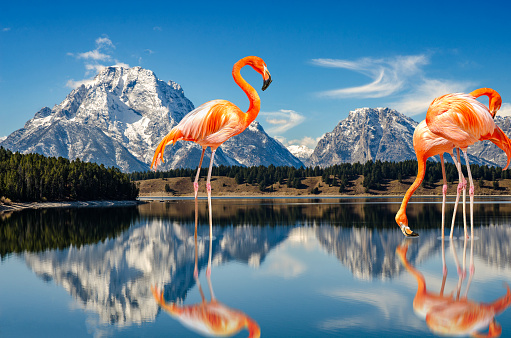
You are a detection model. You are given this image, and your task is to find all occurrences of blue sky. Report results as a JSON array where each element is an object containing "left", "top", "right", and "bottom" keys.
[{"left": 2, "top": 0, "right": 511, "bottom": 150}]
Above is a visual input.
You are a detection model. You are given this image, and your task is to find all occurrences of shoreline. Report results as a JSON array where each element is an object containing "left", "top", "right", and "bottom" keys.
[
  {"left": 138, "top": 194, "right": 511, "bottom": 200},
  {"left": 0, "top": 200, "right": 142, "bottom": 214},
  {"left": 3, "top": 194, "right": 511, "bottom": 213}
]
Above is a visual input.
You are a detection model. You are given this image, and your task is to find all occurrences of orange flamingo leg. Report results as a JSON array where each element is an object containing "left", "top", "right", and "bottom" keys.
[
  {"left": 439, "top": 154, "right": 448, "bottom": 275},
  {"left": 461, "top": 150, "right": 475, "bottom": 240},
  {"left": 450, "top": 149, "right": 467, "bottom": 239},
  {"left": 205, "top": 148, "right": 216, "bottom": 277},
  {"left": 194, "top": 148, "right": 206, "bottom": 199}
]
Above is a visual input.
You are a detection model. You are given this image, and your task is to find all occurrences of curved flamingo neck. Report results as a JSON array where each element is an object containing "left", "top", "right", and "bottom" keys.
[
  {"left": 396, "top": 155, "right": 426, "bottom": 224},
  {"left": 470, "top": 88, "right": 502, "bottom": 117},
  {"left": 397, "top": 248, "right": 426, "bottom": 295},
  {"left": 232, "top": 57, "right": 261, "bottom": 129}
]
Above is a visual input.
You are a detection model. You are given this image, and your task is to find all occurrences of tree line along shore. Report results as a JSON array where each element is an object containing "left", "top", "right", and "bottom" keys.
[
  {"left": 133, "top": 160, "right": 511, "bottom": 197},
  {"left": 2, "top": 145, "right": 511, "bottom": 207},
  {"left": 0, "top": 147, "right": 138, "bottom": 206}
]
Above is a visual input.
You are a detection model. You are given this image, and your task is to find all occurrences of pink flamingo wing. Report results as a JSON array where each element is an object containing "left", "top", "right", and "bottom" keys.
[
  {"left": 426, "top": 93, "right": 496, "bottom": 148},
  {"left": 176, "top": 100, "right": 243, "bottom": 146}
]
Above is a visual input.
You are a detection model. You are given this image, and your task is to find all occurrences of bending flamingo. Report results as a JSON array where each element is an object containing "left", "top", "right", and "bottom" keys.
[
  {"left": 151, "top": 56, "right": 272, "bottom": 201},
  {"left": 395, "top": 120, "right": 464, "bottom": 237},
  {"left": 397, "top": 90, "right": 511, "bottom": 238},
  {"left": 426, "top": 91, "right": 511, "bottom": 241}
]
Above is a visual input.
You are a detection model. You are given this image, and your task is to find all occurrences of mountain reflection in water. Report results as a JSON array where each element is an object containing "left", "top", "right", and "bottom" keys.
[{"left": 0, "top": 197, "right": 510, "bottom": 337}]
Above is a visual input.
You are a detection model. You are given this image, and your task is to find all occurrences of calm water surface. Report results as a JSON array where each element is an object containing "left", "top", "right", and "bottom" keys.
[{"left": 1, "top": 197, "right": 510, "bottom": 337}]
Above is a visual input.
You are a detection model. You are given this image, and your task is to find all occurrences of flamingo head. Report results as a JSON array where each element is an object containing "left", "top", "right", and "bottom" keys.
[
  {"left": 490, "top": 95, "right": 502, "bottom": 118},
  {"left": 396, "top": 211, "right": 419, "bottom": 237},
  {"left": 245, "top": 56, "right": 272, "bottom": 91}
]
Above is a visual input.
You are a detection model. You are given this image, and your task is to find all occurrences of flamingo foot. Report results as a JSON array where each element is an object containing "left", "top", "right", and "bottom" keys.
[
  {"left": 442, "top": 184, "right": 447, "bottom": 195},
  {"left": 194, "top": 267, "right": 199, "bottom": 279},
  {"left": 470, "top": 264, "right": 475, "bottom": 275},
  {"left": 443, "top": 266, "right": 447, "bottom": 276},
  {"left": 206, "top": 183, "right": 211, "bottom": 193},
  {"left": 206, "top": 266, "right": 211, "bottom": 277},
  {"left": 469, "top": 186, "right": 474, "bottom": 196}
]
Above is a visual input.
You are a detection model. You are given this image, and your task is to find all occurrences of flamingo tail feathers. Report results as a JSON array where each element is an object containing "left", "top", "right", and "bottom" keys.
[
  {"left": 246, "top": 317, "right": 261, "bottom": 338},
  {"left": 151, "top": 128, "right": 183, "bottom": 170},
  {"left": 150, "top": 285, "right": 184, "bottom": 316},
  {"left": 486, "top": 284, "right": 511, "bottom": 315},
  {"left": 482, "top": 127, "right": 511, "bottom": 170},
  {"left": 471, "top": 319, "right": 502, "bottom": 338}
]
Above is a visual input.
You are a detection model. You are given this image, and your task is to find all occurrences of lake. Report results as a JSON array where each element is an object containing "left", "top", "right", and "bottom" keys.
[{"left": 1, "top": 197, "right": 510, "bottom": 337}]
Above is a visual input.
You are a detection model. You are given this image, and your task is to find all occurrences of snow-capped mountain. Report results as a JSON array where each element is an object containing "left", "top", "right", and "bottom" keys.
[
  {"left": 0, "top": 66, "right": 303, "bottom": 172},
  {"left": 467, "top": 116, "right": 511, "bottom": 168},
  {"left": 0, "top": 136, "right": 6, "bottom": 143},
  {"left": 309, "top": 107, "right": 418, "bottom": 167},
  {"left": 221, "top": 121, "right": 303, "bottom": 168},
  {"left": 287, "top": 144, "right": 314, "bottom": 166}
]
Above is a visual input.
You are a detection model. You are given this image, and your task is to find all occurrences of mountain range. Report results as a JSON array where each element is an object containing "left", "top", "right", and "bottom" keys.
[
  {"left": 2, "top": 65, "right": 511, "bottom": 171},
  {"left": 0, "top": 66, "right": 302, "bottom": 172}
]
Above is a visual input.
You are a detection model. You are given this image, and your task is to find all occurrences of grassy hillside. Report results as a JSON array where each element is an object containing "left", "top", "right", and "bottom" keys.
[{"left": 136, "top": 175, "right": 511, "bottom": 197}]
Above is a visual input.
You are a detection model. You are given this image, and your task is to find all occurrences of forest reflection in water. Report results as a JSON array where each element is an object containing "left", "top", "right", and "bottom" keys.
[{"left": 0, "top": 197, "right": 510, "bottom": 337}]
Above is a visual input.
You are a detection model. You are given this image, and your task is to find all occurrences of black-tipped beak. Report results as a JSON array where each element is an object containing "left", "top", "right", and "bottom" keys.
[{"left": 262, "top": 74, "right": 272, "bottom": 91}]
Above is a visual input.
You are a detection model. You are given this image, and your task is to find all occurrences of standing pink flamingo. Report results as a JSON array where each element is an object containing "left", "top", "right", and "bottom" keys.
[
  {"left": 395, "top": 120, "right": 466, "bottom": 238},
  {"left": 151, "top": 56, "right": 272, "bottom": 200},
  {"left": 150, "top": 56, "right": 271, "bottom": 253}
]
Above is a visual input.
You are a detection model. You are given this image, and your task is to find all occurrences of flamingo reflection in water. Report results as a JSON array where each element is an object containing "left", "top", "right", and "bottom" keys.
[
  {"left": 397, "top": 231, "right": 511, "bottom": 337},
  {"left": 151, "top": 199, "right": 260, "bottom": 338}
]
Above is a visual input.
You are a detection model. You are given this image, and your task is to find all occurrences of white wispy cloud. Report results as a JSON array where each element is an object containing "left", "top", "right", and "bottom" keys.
[
  {"left": 312, "top": 54, "right": 475, "bottom": 116},
  {"left": 78, "top": 49, "right": 111, "bottom": 61},
  {"left": 95, "top": 36, "right": 114, "bottom": 48},
  {"left": 312, "top": 55, "right": 428, "bottom": 99},
  {"left": 73, "top": 36, "right": 115, "bottom": 61},
  {"left": 498, "top": 103, "right": 511, "bottom": 117},
  {"left": 260, "top": 109, "right": 305, "bottom": 134},
  {"left": 2, "top": 27, "right": 11, "bottom": 32},
  {"left": 290, "top": 136, "right": 322, "bottom": 149},
  {"left": 391, "top": 78, "right": 474, "bottom": 116},
  {"left": 66, "top": 36, "right": 130, "bottom": 88},
  {"left": 65, "top": 78, "right": 97, "bottom": 88},
  {"left": 85, "top": 64, "right": 107, "bottom": 73}
]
